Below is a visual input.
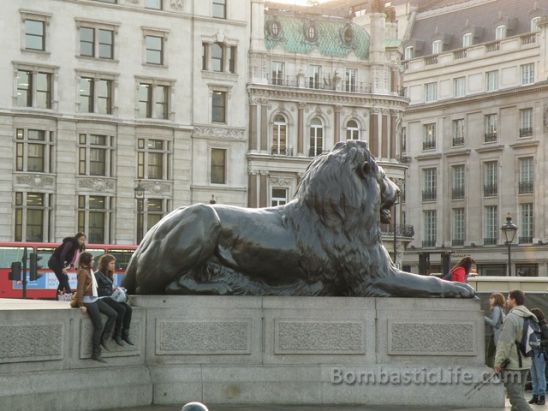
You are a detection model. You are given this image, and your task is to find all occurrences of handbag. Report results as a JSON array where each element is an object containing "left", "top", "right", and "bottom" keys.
[{"left": 111, "top": 287, "right": 128, "bottom": 303}]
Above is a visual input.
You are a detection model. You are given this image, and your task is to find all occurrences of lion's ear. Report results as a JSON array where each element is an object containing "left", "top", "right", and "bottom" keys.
[{"left": 359, "top": 161, "right": 372, "bottom": 177}]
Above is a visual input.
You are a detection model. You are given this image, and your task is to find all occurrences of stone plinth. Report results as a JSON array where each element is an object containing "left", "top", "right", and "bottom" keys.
[{"left": 0, "top": 297, "right": 504, "bottom": 410}]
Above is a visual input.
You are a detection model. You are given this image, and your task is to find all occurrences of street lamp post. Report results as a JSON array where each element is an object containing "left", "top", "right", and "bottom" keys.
[
  {"left": 501, "top": 214, "right": 518, "bottom": 276},
  {"left": 134, "top": 181, "right": 145, "bottom": 243}
]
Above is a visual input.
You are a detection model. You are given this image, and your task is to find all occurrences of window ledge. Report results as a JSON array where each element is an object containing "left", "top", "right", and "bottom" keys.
[
  {"left": 21, "top": 48, "right": 50, "bottom": 56},
  {"left": 201, "top": 70, "right": 238, "bottom": 81},
  {"left": 76, "top": 55, "right": 119, "bottom": 64},
  {"left": 510, "top": 140, "right": 540, "bottom": 149},
  {"left": 476, "top": 144, "right": 504, "bottom": 154},
  {"left": 142, "top": 63, "right": 168, "bottom": 69}
]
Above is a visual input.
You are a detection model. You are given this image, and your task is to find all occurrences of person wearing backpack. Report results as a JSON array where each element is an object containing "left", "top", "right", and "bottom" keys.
[
  {"left": 484, "top": 292, "right": 506, "bottom": 367},
  {"left": 529, "top": 308, "right": 548, "bottom": 405},
  {"left": 494, "top": 289, "right": 537, "bottom": 411}
]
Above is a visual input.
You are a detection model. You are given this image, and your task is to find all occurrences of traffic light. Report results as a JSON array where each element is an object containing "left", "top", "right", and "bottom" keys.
[
  {"left": 8, "top": 262, "right": 22, "bottom": 281},
  {"left": 29, "top": 252, "right": 43, "bottom": 281}
]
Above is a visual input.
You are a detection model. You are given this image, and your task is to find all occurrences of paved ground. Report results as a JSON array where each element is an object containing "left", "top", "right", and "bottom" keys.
[{"left": 104, "top": 400, "right": 548, "bottom": 411}]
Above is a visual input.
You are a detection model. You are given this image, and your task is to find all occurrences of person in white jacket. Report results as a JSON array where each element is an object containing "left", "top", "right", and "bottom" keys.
[{"left": 494, "top": 290, "right": 537, "bottom": 411}]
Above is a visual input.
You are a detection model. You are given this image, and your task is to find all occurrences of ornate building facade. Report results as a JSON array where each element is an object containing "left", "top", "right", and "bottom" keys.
[
  {"left": 0, "top": 0, "right": 249, "bottom": 244},
  {"left": 248, "top": 0, "right": 410, "bottom": 263},
  {"left": 398, "top": 0, "right": 548, "bottom": 276}
]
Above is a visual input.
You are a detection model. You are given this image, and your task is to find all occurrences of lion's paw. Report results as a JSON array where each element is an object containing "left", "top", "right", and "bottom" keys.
[{"left": 444, "top": 282, "right": 476, "bottom": 298}]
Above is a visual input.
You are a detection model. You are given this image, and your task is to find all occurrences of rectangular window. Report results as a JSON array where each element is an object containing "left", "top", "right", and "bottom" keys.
[
  {"left": 79, "top": 78, "right": 94, "bottom": 113},
  {"left": 451, "top": 165, "right": 465, "bottom": 199},
  {"left": 145, "top": 35, "right": 163, "bottom": 65},
  {"left": 453, "top": 77, "right": 465, "bottom": 97},
  {"left": 145, "top": 0, "right": 162, "bottom": 9},
  {"left": 432, "top": 40, "right": 442, "bottom": 54},
  {"left": 271, "top": 188, "right": 288, "bottom": 207},
  {"left": 210, "top": 43, "right": 224, "bottom": 72},
  {"left": 452, "top": 208, "right": 465, "bottom": 246},
  {"left": 78, "top": 134, "right": 113, "bottom": 177},
  {"left": 519, "top": 108, "right": 533, "bottom": 137},
  {"left": 35, "top": 72, "right": 52, "bottom": 109},
  {"left": 424, "top": 82, "right": 437, "bottom": 102},
  {"left": 519, "top": 157, "right": 534, "bottom": 194},
  {"left": 80, "top": 27, "right": 114, "bottom": 59},
  {"left": 212, "top": 0, "right": 226, "bottom": 18},
  {"left": 202, "top": 43, "right": 208, "bottom": 70},
  {"left": 308, "top": 65, "right": 321, "bottom": 89},
  {"left": 79, "top": 78, "right": 112, "bottom": 114},
  {"left": 486, "top": 70, "right": 498, "bottom": 91},
  {"left": 484, "top": 113, "right": 497, "bottom": 142},
  {"left": 521, "top": 63, "right": 535, "bottom": 85},
  {"left": 422, "top": 123, "right": 436, "bottom": 150},
  {"left": 516, "top": 263, "right": 538, "bottom": 277},
  {"left": 422, "top": 168, "right": 437, "bottom": 201},
  {"left": 15, "top": 192, "right": 48, "bottom": 242},
  {"left": 519, "top": 203, "right": 534, "bottom": 244},
  {"left": 452, "top": 119, "right": 464, "bottom": 146},
  {"left": 404, "top": 46, "right": 414, "bottom": 60},
  {"left": 137, "top": 138, "right": 170, "bottom": 180},
  {"left": 96, "top": 79, "right": 112, "bottom": 114},
  {"left": 154, "top": 85, "right": 168, "bottom": 119},
  {"left": 483, "top": 161, "right": 498, "bottom": 197},
  {"left": 212, "top": 91, "right": 226, "bottom": 123},
  {"left": 484, "top": 205, "right": 498, "bottom": 245},
  {"left": 462, "top": 33, "right": 472, "bottom": 48},
  {"left": 211, "top": 148, "right": 226, "bottom": 184},
  {"left": 423, "top": 210, "right": 436, "bottom": 247},
  {"left": 137, "top": 83, "right": 169, "bottom": 119},
  {"left": 271, "top": 61, "right": 284, "bottom": 86},
  {"left": 16, "top": 129, "right": 52, "bottom": 173},
  {"left": 495, "top": 25, "right": 506, "bottom": 40},
  {"left": 17, "top": 70, "right": 32, "bottom": 107},
  {"left": 345, "top": 68, "right": 357, "bottom": 92},
  {"left": 25, "top": 19, "right": 45, "bottom": 51},
  {"left": 138, "top": 83, "right": 152, "bottom": 118},
  {"left": 228, "top": 46, "right": 237, "bottom": 73},
  {"left": 78, "top": 195, "right": 110, "bottom": 244}
]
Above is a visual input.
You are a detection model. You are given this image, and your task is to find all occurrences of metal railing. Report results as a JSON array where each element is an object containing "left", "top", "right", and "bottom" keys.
[
  {"left": 423, "top": 140, "right": 436, "bottom": 150},
  {"left": 519, "top": 236, "right": 533, "bottom": 244},
  {"left": 452, "top": 136, "right": 465, "bottom": 146},
  {"left": 452, "top": 239, "right": 464, "bottom": 246},
  {"left": 519, "top": 128, "right": 532, "bottom": 137},
  {"left": 422, "top": 190, "right": 437, "bottom": 201},
  {"left": 484, "top": 237, "right": 497, "bottom": 245},
  {"left": 422, "top": 239, "right": 436, "bottom": 247},
  {"left": 518, "top": 181, "right": 533, "bottom": 194},
  {"left": 484, "top": 132, "right": 497, "bottom": 142},
  {"left": 483, "top": 184, "right": 498, "bottom": 197},
  {"left": 266, "top": 74, "right": 372, "bottom": 94},
  {"left": 381, "top": 224, "right": 415, "bottom": 238},
  {"left": 452, "top": 188, "right": 465, "bottom": 200}
]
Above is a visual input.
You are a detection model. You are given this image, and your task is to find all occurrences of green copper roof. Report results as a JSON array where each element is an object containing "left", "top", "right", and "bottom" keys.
[{"left": 264, "top": 14, "right": 370, "bottom": 60}]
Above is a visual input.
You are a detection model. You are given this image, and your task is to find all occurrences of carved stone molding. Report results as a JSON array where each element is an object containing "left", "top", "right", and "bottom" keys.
[
  {"left": 270, "top": 176, "right": 292, "bottom": 187},
  {"left": 170, "top": 0, "right": 183, "bottom": 9},
  {"left": 193, "top": 126, "right": 246, "bottom": 140},
  {"left": 140, "top": 180, "right": 172, "bottom": 195},
  {"left": 78, "top": 177, "right": 116, "bottom": 193},
  {"left": 15, "top": 174, "right": 55, "bottom": 189}
]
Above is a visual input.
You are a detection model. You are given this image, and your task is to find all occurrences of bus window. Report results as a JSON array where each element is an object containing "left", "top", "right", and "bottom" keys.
[
  {"left": 87, "top": 249, "right": 107, "bottom": 269},
  {"left": 0, "top": 247, "right": 26, "bottom": 268},
  {"left": 109, "top": 250, "right": 134, "bottom": 272},
  {"left": 36, "top": 248, "right": 55, "bottom": 267}
]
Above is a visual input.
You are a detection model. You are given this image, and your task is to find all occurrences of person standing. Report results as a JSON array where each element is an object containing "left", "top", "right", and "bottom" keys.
[
  {"left": 484, "top": 292, "right": 506, "bottom": 367},
  {"left": 528, "top": 308, "right": 548, "bottom": 405},
  {"left": 72, "top": 252, "right": 117, "bottom": 362},
  {"left": 494, "top": 290, "right": 537, "bottom": 411},
  {"left": 95, "top": 254, "right": 134, "bottom": 346},
  {"left": 48, "top": 232, "right": 86, "bottom": 296},
  {"left": 449, "top": 256, "right": 474, "bottom": 283}
]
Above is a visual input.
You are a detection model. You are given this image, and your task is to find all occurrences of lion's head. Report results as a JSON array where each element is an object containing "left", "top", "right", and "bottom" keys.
[{"left": 295, "top": 140, "right": 399, "bottom": 230}]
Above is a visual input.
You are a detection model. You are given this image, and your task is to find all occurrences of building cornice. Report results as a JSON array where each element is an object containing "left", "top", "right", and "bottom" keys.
[
  {"left": 415, "top": 152, "right": 442, "bottom": 161},
  {"left": 446, "top": 148, "right": 472, "bottom": 158},
  {"left": 475, "top": 144, "right": 504, "bottom": 154},
  {"left": 510, "top": 140, "right": 540, "bottom": 149}
]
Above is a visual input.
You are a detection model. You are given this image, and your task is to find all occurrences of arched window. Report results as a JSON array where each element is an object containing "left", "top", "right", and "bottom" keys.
[
  {"left": 272, "top": 114, "right": 287, "bottom": 155},
  {"left": 309, "top": 118, "right": 323, "bottom": 156},
  {"left": 346, "top": 120, "right": 359, "bottom": 140},
  {"left": 211, "top": 43, "right": 224, "bottom": 72}
]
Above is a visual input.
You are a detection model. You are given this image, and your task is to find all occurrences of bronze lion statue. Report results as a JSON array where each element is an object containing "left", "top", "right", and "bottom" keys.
[{"left": 123, "top": 141, "right": 475, "bottom": 298}]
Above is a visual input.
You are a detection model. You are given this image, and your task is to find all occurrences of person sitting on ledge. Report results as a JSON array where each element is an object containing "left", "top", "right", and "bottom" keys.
[
  {"left": 72, "top": 252, "right": 117, "bottom": 363},
  {"left": 449, "top": 256, "right": 475, "bottom": 283},
  {"left": 95, "top": 254, "right": 134, "bottom": 346}
]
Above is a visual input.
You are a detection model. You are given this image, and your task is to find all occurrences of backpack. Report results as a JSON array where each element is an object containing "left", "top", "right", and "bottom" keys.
[{"left": 516, "top": 316, "right": 542, "bottom": 365}]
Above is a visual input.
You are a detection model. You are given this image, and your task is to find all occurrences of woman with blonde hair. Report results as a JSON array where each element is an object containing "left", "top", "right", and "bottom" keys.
[{"left": 94, "top": 254, "right": 134, "bottom": 345}]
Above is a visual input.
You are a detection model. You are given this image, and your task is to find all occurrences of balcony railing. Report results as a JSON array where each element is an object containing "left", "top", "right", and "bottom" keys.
[
  {"left": 271, "top": 147, "right": 292, "bottom": 156},
  {"left": 453, "top": 49, "right": 467, "bottom": 59},
  {"left": 521, "top": 34, "right": 536, "bottom": 45},
  {"left": 484, "top": 237, "right": 497, "bottom": 245},
  {"left": 422, "top": 190, "right": 437, "bottom": 201},
  {"left": 519, "top": 236, "right": 533, "bottom": 244},
  {"left": 452, "top": 188, "right": 465, "bottom": 200},
  {"left": 422, "top": 140, "right": 436, "bottom": 150},
  {"left": 483, "top": 184, "right": 498, "bottom": 197},
  {"left": 452, "top": 136, "right": 465, "bottom": 146},
  {"left": 266, "top": 74, "right": 372, "bottom": 94},
  {"left": 519, "top": 181, "right": 534, "bottom": 194},
  {"left": 485, "top": 41, "right": 500, "bottom": 52},
  {"left": 484, "top": 132, "right": 497, "bottom": 142},
  {"left": 381, "top": 224, "right": 415, "bottom": 238},
  {"left": 308, "top": 147, "right": 323, "bottom": 157},
  {"left": 452, "top": 239, "right": 464, "bottom": 246},
  {"left": 422, "top": 239, "right": 436, "bottom": 248},
  {"left": 519, "top": 127, "right": 532, "bottom": 137},
  {"left": 424, "top": 55, "right": 438, "bottom": 65}
]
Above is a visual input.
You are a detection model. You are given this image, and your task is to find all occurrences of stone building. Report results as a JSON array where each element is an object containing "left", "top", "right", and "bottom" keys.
[
  {"left": 397, "top": 0, "right": 548, "bottom": 276},
  {"left": 0, "top": 0, "right": 249, "bottom": 244},
  {"left": 248, "top": 0, "right": 410, "bottom": 263}
]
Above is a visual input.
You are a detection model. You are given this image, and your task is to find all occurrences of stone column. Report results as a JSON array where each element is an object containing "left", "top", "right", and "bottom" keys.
[
  {"left": 249, "top": 104, "right": 258, "bottom": 151},
  {"left": 297, "top": 103, "right": 304, "bottom": 155},
  {"left": 260, "top": 102, "right": 268, "bottom": 152},
  {"left": 248, "top": 172, "right": 258, "bottom": 208},
  {"left": 259, "top": 171, "right": 268, "bottom": 207},
  {"left": 381, "top": 112, "right": 388, "bottom": 159},
  {"left": 390, "top": 112, "right": 397, "bottom": 159},
  {"left": 334, "top": 106, "right": 341, "bottom": 143},
  {"left": 369, "top": 111, "right": 379, "bottom": 157}
]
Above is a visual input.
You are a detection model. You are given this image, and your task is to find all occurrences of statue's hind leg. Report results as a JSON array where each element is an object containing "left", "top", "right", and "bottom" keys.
[{"left": 130, "top": 204, "right": 222, "bottom": 294}]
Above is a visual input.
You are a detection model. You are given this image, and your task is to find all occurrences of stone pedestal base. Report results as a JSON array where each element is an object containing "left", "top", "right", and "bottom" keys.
[{"left": 0, "top": 296, "right": 504, "bottom": 409}]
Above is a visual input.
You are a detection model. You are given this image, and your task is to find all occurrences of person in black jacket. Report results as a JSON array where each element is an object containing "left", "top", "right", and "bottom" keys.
[
  {"left": 48, "top": 232, "right": 86, "bottom": 296},
  {"left": 95, "top": 254, "right": 134, "bottom": 346}
]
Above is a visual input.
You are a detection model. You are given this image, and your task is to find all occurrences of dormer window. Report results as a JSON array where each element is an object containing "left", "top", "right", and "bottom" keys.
[
  {"left": 495, "top": 25, "right": 506, "bottom": 40},
  {"left": 432, "top": 40, "right": 442, "bottom": 54},
  {"left": 404, "top": 46, "right": 414, "bottom": 60},
  {"left": 462, "top": 32, "right": 472, "bottom": 48},
  {"left": 531, "top": 17, "right": 541, "bottom": 32}
]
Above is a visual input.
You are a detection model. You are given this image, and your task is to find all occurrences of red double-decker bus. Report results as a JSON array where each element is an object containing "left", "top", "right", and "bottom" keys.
[{"left": 0, "top": 242, "right": 137, "bottom": 299}]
